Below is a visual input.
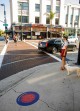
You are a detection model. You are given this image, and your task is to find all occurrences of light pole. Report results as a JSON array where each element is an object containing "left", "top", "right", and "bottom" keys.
[
  {"left": 0, "top": 4, "right": 7, "bottom": 32},
  {"left": 20, "top": 3, "right": 23, "bottom": 41}
]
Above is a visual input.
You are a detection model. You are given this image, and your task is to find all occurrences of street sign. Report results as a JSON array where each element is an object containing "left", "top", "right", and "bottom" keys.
[{"left": 3, "top": 24, "right": 8, "bottom": 26}]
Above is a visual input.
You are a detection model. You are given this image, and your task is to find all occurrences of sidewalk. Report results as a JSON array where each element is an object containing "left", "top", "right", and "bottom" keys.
[
  {"left": 0, "top": 41, "right": 6, "bottom": 54},
  {"left": 0, "top": 62, "right": 80, "bottom": 111}
]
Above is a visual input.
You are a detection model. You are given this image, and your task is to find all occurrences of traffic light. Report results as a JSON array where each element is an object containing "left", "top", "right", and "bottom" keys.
[
  {"left": 5, "top": 26, "right": 8, "bottom": 32},
  {"left": 5, "top": 26, "right": 7, "bottom": 30}
]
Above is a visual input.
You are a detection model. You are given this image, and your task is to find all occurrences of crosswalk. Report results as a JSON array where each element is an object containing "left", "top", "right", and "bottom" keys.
[
  {"left": 0, "top": 41, "right": 8, "bottom": 68},
  {"left": 0, "top": 41, "right": 5, "bottom": 54}
]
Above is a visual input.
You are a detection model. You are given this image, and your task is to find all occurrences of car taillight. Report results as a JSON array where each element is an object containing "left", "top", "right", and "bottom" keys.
[{"left": 46, "top": 42, "right": 48, "bottom": 47}]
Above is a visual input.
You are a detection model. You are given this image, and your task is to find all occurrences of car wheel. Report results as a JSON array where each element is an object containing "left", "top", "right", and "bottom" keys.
[
  {"left": 52, "top": 47, "right": 57, "bottom": 54},
  {"left": 72, "top": 46, "right": 77, "bottom": 51}
]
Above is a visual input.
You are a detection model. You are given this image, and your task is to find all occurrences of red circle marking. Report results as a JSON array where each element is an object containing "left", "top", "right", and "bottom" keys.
[{"left": 21, "top": 94, "right": 35, "bottom": 103}]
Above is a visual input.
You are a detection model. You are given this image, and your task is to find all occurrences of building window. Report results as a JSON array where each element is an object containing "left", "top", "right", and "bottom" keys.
[
  {"left": 75, "top": 15, "right": 79, "bottom": 23},
  {"left": 56, "top": 6, "right": 60, "bottom": 13},
  {"left": 35, "top": 4, "right": 40, "bottom": 12},
  {"left": 46, "top": 5, "right": 51, "bottom": 13},
  {"left": 18, "top": 2, "right": 29, "bottom": 10},
  {"left": 65, "top": 14, "right": 68, "bottom": 24},
  {"left": 70, "top": 15, "right": 73, "bottom": 24},
  {"left": 35, "top": 17, "right": 39, "bottom": 23},
  {"left": 55, "top": 18, "right": 59, "bottom": 25},
  {"left": 56, "top": 0, "right": 60, "bottom": 5},
  {"left": 18, "top": 16, "right": 29, "bottom": 23},
  {"left": 46, "top": 17, "right": 50, "bottom": 24}
]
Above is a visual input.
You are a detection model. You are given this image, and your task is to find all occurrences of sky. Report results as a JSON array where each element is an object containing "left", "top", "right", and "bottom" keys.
[
  {"left": 0, "top": 0, "right": 80, "bottom": 30},
  {"left": 0, "top": 0, "right": 10, "bottom": 30}
]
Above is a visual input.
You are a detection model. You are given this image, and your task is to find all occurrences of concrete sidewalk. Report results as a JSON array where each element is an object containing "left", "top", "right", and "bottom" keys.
[
  {"left": 0, "top": 62, "right": 80, "bottom": 111},
  {"left": 0, "top": 41, "right": 6, "bottom": 54}
]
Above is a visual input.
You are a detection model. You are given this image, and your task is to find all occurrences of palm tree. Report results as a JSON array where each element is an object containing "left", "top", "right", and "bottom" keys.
[{"left": 44, "top": 10, "right": 56, "bottom": 38}]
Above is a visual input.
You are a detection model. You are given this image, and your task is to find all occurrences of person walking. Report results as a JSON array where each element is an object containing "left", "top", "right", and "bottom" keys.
[
  {"left": 13, "top": 33, "right": 18, "bottom": 45},
  {"left": 60, "top": 36, "right": 68, "bottom": 70},
  {"left": 5, "top": 34, "right": 9, "bottom": 44}
]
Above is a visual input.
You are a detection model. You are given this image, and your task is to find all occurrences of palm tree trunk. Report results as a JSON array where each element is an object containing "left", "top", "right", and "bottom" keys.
[{"left": 50, "top": 20, "right": 52, "bottom": 39}]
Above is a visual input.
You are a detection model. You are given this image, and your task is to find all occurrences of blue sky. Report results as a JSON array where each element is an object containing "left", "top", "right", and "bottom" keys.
[
  {"left": 0, "top": 0, "right": 10, "bottom": 30},
  {"left": 0, "top": 0, "right": 80, "bottom": 30}
]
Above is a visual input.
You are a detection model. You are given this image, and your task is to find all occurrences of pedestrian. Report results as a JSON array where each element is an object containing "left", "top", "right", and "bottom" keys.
[
  {"left": 5, "top": 34, "right": 9, "bottom": 44},
  {"left": 13, "top": 33, "right": 18, "bottom": 45},
  {"left": 60, "top": 35, "right": 68, "bottom": 70}
]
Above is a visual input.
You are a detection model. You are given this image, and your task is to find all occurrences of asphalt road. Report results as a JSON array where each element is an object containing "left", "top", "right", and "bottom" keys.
[
  {"left": 0, "top": 40, "right": 58, "bottom": 80},
  {"left": 0, "top": 40, "right": 78, "bottom": 80}
]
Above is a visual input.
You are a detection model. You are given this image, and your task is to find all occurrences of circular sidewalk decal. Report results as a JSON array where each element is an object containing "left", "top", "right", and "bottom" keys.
[{"left": 16, "top": 91, "right": 39, "bottom": 106}]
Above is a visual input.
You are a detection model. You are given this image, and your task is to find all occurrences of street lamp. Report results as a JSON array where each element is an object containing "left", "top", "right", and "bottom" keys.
[
  {"left": 0, "top": 4, "right": 7, "bottom": 32},
  {"left": 20, "top": 3, "right": 23, "bottom": 41}
]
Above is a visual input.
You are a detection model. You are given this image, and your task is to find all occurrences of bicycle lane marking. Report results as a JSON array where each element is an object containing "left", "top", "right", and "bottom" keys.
[
  {"left": 24, "top": 41, "right": 61, "bottom": 62},
  {"left": 0, "top": 43, "right": 8, "bottom": 68}
]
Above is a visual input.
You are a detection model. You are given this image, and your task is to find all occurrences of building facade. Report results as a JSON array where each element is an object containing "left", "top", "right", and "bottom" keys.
[
  {"left": 64, "top": 3, "right": 80, "bottom": 35},
  {"left": 10, "top": 0, "right": 65, "bottom": 26},
  {"left": 9, "top": 0, "right": 80, "bottom": 37}
]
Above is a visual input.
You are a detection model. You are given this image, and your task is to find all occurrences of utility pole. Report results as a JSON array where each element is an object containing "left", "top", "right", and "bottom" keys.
[
  {"left": 0, "top": 4, "right": 7, "bottom": 32},
  {"left": 20, "top": 3, "right": 23, "bottom": 41}
]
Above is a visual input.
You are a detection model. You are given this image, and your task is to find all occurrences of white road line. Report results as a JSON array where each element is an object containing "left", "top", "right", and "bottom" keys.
[
  {"left": 24, "top": 41, "right": 61, "bottom": 62},
  {"left": 2, "top": 56, "right": 47, "bottom": 67},
  {"left": 44, "top": 51, "right": 61, "bottom": 62},
  {"left": 0, "top": 43, "right": 8, "bottom": 68},
  {"left": 24, "top": 41, "right": 38, "bottom": 48},
  {"left": 32, "top": 42, "right": 38, "bottom": 45}
]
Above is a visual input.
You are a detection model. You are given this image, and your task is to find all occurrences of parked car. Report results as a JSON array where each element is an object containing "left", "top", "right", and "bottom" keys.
[
  {"left": 38, "top": 38, "right": 77, "bottom": 54},
  {"left": 68, "top": 35, "right": 78, "bottom": 43}
]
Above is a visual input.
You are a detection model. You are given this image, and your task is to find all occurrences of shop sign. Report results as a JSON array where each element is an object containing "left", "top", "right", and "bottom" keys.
[
  {"left": 23, "top": 26, "right": 31, "bottom": 32},
  {"left": 49, "top": 28, "right": 63, "bottom": 32},
  {"left": 15, "top": 26, "right": 31, "bottom": 32},
  {"left": 33, "top": 27, "right": 47, "bottom": 32},
  {"left": 35, "top": 32, "right": 40, "bottom": 35}
]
